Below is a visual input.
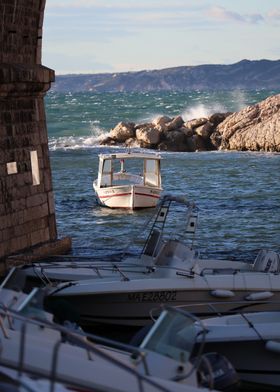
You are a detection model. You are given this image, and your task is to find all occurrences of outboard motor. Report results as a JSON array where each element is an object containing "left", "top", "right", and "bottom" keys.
[{"left": 196, "top": 352, "right": 239, "bottom": 392}]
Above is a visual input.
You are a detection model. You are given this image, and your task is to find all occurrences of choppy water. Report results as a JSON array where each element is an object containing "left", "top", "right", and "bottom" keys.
[{"left": 46, "top": 90, "right": 280, "bottom": 261}]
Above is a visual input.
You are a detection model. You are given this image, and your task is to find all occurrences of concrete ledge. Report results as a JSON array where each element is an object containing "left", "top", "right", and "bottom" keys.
[
  {"left": 0, "top": 63, "right": 55, "bottom": 84},
  {"left": 0, "top": 237, "right": 72, "bottom": 276},
  {"left": 0, "top": 63, "right": 55, "bottom": 95}
]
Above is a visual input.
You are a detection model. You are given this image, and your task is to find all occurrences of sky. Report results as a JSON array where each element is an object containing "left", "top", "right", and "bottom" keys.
[{"left": 43, "top": 0, "right": 280, "bottom": 75}]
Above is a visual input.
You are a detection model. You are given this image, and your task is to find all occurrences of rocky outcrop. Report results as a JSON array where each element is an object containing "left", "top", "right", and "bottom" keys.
[
  {"left": 211, "top": 94, "right": 280, "bottom": 152},
  {"left": 101, "top": 113, "right": 230, "bottom": 151},
  {"left": 100, "top": 94, "right": 280, "bottom": 152}
]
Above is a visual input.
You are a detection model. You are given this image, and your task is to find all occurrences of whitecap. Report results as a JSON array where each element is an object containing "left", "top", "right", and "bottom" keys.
[
  {"left": 182, "top": 102, "right": 227, "bottom": 121},
  {"left": 48, "top": 136, "right": 100, "bottom": 150}
]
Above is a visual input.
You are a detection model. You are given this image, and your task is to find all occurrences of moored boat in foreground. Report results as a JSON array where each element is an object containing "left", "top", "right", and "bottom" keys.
[
  {"left": 23, "top": 195, "right": 280, "bottom": 326},
  {"left": 0, "top": 270, "right": 232, "bottom": 392},
  {"left": 44, "top": 196, "right": 280, "bottom": 327},
  {"left": 144, "top": 306, "right": 280, "bottom": 390}
]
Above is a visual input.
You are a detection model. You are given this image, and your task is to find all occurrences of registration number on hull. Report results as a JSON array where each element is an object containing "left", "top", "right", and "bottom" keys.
[{"left": 128, "top": 291, "right": 177, "bottom": 303}]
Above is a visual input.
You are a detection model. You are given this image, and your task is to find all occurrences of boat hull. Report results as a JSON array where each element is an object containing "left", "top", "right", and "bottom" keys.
[
  {"left": 202, "top": 339, "right": 280, "bottom": 389},
  {"left": 50, "top": 278, "right": 280, "bottom": 327},
  {"left": 94, "top": 184, "right": 161, "bottom": 209}
]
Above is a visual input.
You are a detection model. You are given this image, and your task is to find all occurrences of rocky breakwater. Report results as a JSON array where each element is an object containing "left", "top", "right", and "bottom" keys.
[
  {"left": 100, "top": 113, "right": 231, "bottom": 151},
  {"left": 100, "top": 94, "right": 280, "bottom": 152}
]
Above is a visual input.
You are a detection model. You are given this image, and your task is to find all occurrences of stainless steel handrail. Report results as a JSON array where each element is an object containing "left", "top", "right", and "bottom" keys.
[{"left": 0, "top": 305, "right": 176, "bottom": 392}]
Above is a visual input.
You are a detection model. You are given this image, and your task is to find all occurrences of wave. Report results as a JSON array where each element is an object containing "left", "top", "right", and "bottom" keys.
[
  {"left": 48, "top": 136, "right": 101, "bottom": 150},
  {"left": 48, "top": 123, "right": 111, "bottom": 151},
  {"left": 49, "top": 131, "right": 107, "bottom": 151},
  {"left": 121, "top": 102, "right": 227, "bottom": 126}
]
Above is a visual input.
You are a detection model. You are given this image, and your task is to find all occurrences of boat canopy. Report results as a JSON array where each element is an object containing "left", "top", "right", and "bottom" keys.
[
  {"left": 98, "top": 153, "right": 161, "bottom": 161},
  {"left": 97, "top": 153, "right": 162, "bottom": 188}
]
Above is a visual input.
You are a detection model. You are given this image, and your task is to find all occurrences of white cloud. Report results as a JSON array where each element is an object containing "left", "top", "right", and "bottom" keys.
[
  {"left": 43, "top": 1, "right": 279, "bottom": 74},
  {"left": 44, "top": 2, "right": 207, "bottom": 37},
  {"left": 246, "top": 14, "right": 264, "bottom": 24},
  {"left": 267, "top": 9, "right": 280, "bottom": 20},
  {"left": 46, "top": 0, "right": 198, "bottom": 11},
  {"left": 206, "top": 6, "right": 264, "bottom": 24},
  {"left": 207, "top": 6, "right": 245, "bottom": 22}
]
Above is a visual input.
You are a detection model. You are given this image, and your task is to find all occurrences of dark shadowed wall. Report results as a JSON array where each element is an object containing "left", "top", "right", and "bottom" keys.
[{"left": 0, "top": 0, "right": 57, "bottom": 259}]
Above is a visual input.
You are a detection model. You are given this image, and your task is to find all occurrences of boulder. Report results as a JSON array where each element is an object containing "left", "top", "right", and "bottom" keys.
[
  {"left": 208, "top": 112, "right": 232, "bottom": 127},
  {"left": 136, "top": 124, "right": 160, "bottom": 145},
  {"left": 184, "top": 117, "right": 208, "bottom": 130},
  {"left": 165, "top": 115, "right": 184, "bottom": 131},
  {"left": 125, "top": 138, "right": 141, "bottom": 148},
  {"left": 195, "top": 121, "right": 215, "bottom": 140},
  {"left": 99, "top": 136, "right": 117, "bottom": 146},
  {"left": 192, "top": 135, "right": 208, "bottom": 151},
  {"left": 152, "top": 115, "right": 172, "bottom": 132},
  {"left": 135, "top": 122, "right": 152, "bottom": 129},
  {"left": 139, "top": 141, "right": 157, "bottom": 149},
  {"left": 110, "top": 121, "right": 135, "bottom": 142},
  {"left": 185, "top": 136, "right": 196, "bottom": 152},
  {"left": 180, "top": 126, "right": 193, "bottom": 137},
  {"left": 158, "top": 130, "right": 189, "bottom": 151},
  {"left": 211, "top": 94, "right": 280, "bottom": 151}
]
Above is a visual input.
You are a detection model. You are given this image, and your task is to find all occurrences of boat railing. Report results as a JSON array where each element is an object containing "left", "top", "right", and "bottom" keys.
[
  {"left": 29, "top": 257, "right": 258, "bottom": 289},
  {"left": 0, "top": 368, "right": 61, "bottom": 392},
  {"left": 31, "top": 262, "right": 141, "bottom": 285},
  {"left": 0, "top": 305, "right": 183, "bottom": 392},
  {"left": 199, "top": 266, "right": 250, "bottom": 275}
]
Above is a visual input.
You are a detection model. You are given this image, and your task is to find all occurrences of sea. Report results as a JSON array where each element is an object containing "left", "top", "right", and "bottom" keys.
[{"left": 46, "top": 89, "right": 280, "bottom": 263}]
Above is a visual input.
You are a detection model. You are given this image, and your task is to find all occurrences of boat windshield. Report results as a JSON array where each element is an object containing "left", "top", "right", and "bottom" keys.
[
  {"left": 140, "top": 307, "right": 202, "bottom": 363},
  {"left": 100, "top": 159, "right": 113, "bottom": 187},
  {"left": 144, "top": 159, "right": 161, "bottom": 187}
]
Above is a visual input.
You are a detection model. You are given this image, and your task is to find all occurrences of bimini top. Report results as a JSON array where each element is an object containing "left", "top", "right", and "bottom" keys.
[{"left": 98, "top": 152, "right": 162, "bottom": 161}]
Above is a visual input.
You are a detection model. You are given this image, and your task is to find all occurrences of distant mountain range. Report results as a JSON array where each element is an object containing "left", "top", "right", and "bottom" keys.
[{"left": 51, "top": 59, "right": 280, "bottom": 92}]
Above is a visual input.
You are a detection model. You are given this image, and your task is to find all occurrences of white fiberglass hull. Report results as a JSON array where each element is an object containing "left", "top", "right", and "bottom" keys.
[
  {"left": 94, "top": 184, "right": 161, "bottom": 209},
  {"left": 49, "top": 273, "right": 280, "bottom": 326},
  {"left": 203, "top": 339, "right": 280, "bottom": 389},
  {"left": 0, "top": 291, "right": 203, "bottom": 392},
  {"left": 201, "top": 312, "right": 280, "bottom": 389},
  {"left": 0, "top": 325, "right": 201, "bottom": 392}
]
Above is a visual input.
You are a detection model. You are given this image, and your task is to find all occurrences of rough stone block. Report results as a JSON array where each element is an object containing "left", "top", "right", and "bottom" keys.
[
  {"left": 0, "top": 0, "right": 60, "bottom": 260},
  {"left": 30, "top": 227, "right": 50, "bottom": 247}
]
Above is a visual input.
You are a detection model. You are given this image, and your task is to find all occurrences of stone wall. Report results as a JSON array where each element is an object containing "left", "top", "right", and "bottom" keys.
[{"left": 0, "top": 0, "right": 58, "bottom": 259}]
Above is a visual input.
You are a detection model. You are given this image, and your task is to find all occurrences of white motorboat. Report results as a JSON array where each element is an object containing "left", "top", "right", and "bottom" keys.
[
  {"left": 46, "top": 258, "right": 280, "bottom": 327},
  {"left": 0, "top": 270, "right": 229, "bottom": 392},
  {"left": 146, "top": 306, "right": 280, "bottom": 390},
  {"left": 43, "top": 196, "right": 280, "bottom": 327},
  {"left": 200, "top": 311, "right": 280, "bottom": 390},
  {"left": 93, "top": 152, "right": 162, "bottom": 209}
]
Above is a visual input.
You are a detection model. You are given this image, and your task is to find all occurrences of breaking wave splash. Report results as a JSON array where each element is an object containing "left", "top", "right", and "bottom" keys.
[{"left": 49, "top": 135, "right": 106, "bottom": 152}]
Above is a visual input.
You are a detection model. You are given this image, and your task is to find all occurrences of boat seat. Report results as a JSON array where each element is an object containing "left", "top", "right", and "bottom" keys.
[{"left": 252, "top": 250, "right": 280, "bottom": 273}]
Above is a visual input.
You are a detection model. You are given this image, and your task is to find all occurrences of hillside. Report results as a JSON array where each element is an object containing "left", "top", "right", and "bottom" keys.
[{"left": 51, "top": 59, "right": 280, "bottom": 92}]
